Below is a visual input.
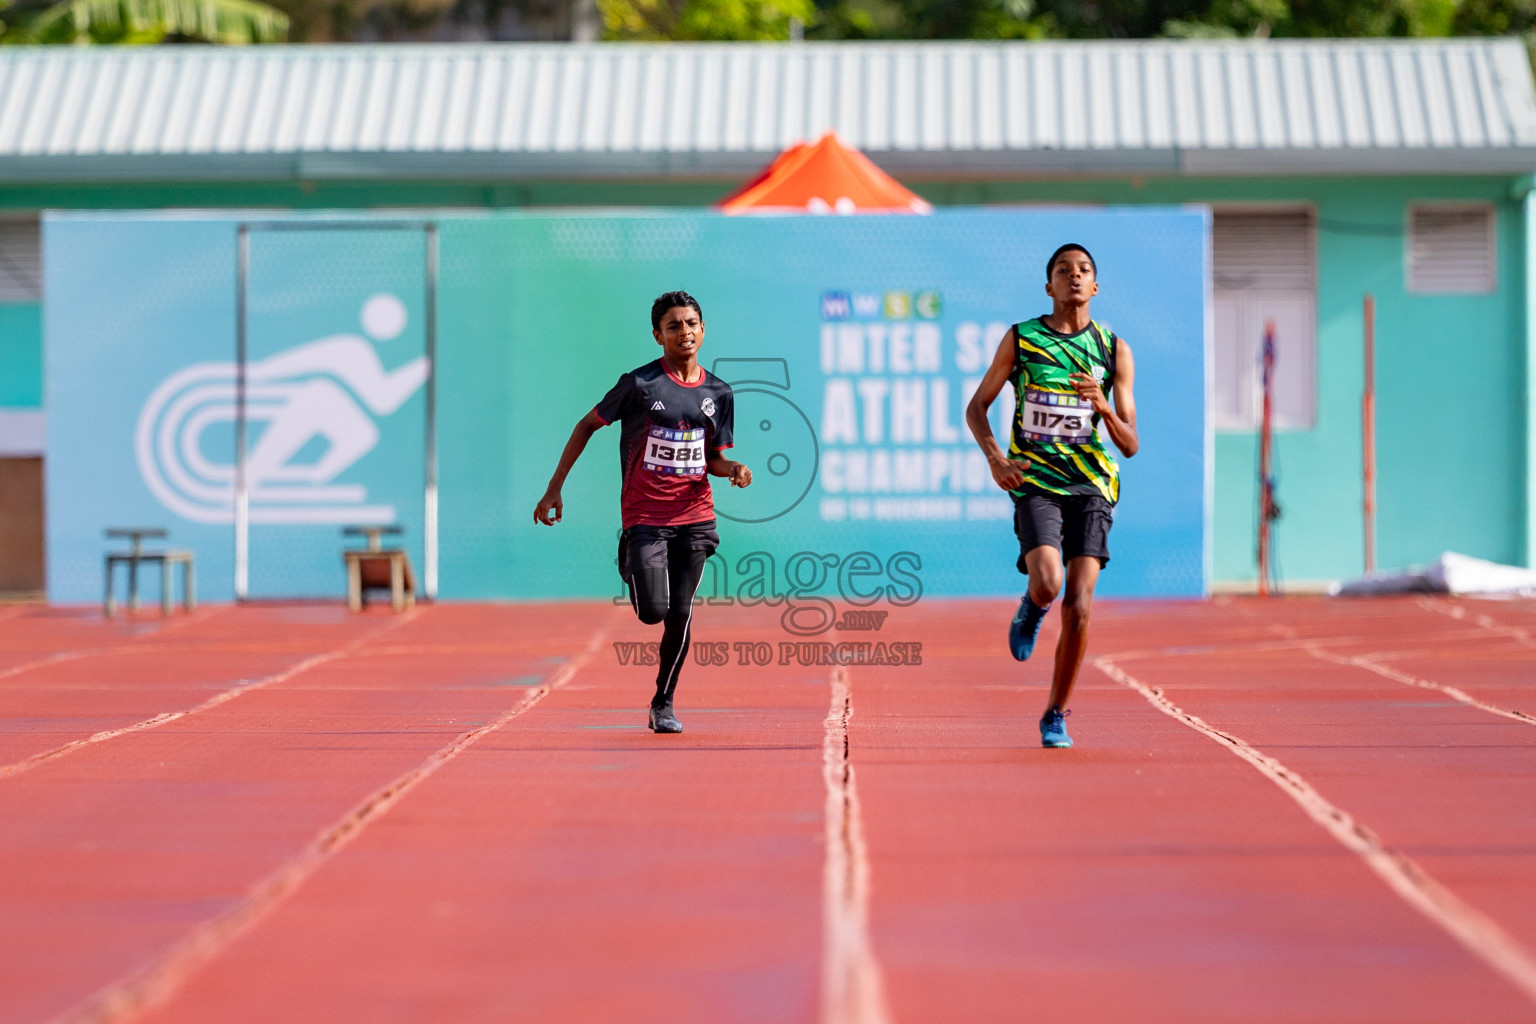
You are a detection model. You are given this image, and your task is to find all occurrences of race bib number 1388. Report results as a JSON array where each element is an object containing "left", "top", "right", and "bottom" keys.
[
  {"left": 1021, "top": 388, "right": 1094, "bottom": 444},
  {"left": 644, "top": 425, "right": 706, "bottom": 476}
]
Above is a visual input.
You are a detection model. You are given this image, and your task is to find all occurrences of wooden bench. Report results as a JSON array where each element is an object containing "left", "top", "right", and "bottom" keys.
[
  {"left": 104, "top": 528, "right": 196, "bottom": 616},
  {"left": 342, "top": 526, "right": 415, "bottom": 613}
]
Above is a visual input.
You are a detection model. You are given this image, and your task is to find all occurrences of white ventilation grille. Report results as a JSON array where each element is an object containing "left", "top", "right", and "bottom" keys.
[
  {"left": 1407, "top": 205, "right": 1496, "bottom": 294},
  {"left": 0, "top": 217, "right": 40, "bottom": 302},
  {"left": 1213, "top": 212, "right": 1315, "bottom": 292}
]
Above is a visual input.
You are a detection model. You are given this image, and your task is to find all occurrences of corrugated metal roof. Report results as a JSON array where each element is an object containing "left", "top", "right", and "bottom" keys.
[{"left": 0, "top": 39, "right": 1532, "bottom": 182}]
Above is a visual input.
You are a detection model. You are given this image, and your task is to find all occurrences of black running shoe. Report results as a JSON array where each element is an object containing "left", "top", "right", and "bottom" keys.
[{"left": 648, "top": 704, "right": 683, "bottom": 733}]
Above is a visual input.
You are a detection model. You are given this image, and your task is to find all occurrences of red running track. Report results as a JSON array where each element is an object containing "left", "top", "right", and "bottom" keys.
[{"left": 0, "top": 596, "right": 1533, "bottom": 1023}]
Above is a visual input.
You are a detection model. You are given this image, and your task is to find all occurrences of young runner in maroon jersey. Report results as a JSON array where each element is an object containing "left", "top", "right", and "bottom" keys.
[{"left": 534, "top": 291, "right": 752, "bottom": 733}]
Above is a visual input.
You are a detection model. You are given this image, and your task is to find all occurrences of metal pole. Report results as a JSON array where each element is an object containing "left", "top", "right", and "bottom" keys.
[
  {"left": 1362, "top": 294, "right": 1377, "bottom": 576},
  {"left": 424, "top": 223, "right": 439, "bottom": 600},
  {"left": 1257, "top": 319, "right": 1277, "bottom": 598},
  {"left": 235, "top": 225, "right": 250, "bottom": 601}
]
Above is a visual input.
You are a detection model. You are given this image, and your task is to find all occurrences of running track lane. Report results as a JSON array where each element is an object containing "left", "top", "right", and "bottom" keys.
[
  {"left": 1299, "top": 598, "right": 1536, "bottom": 723},
  {"left": 851, "top": 598, "right": 1536, "bottom": 1023},
  {"left": 1104, "top": 599, "right": 1536, "bottom": 989},
  {"left": 0, "top": 606, "right": 406, "bottom": 771},
  {"left": 0, "top": 605, "right": 600, "bottom": 1024},
  {"left": 7, "top": 596, "right": 1536, "bottom": 1023},
  {"left": 0, "top": 606, "right": 226, "bottom": 676},
  {"left": 114, "top": 602, "right": 830, "bottom": 1024}
]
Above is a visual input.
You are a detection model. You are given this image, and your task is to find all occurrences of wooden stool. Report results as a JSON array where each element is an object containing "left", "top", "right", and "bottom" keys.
[
  {"left": 104, "top": 528, "right": 196, "bottom": 616},
  {"left": 343, "top": 526, "right": 415, "bottom": 613}
]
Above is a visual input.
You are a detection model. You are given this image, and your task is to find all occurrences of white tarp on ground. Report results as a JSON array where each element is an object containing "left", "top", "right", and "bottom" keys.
[{"left": 1330, "top": 551, "right": 1536, "bottom": 597}]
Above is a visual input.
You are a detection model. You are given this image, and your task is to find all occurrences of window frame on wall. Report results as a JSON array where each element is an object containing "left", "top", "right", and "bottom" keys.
[
  {"left": 1405, "top": 202, "right": 1497, "bottom": 296},
  {"left": 1211, "top": 205, "right": 1318, "bottom": 433},
  {"left": 0, "top": 215, "right": 41, "bottom": 304}
]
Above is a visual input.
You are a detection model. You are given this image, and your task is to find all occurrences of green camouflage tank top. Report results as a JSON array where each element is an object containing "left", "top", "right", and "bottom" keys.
[{"left": 1007, "top": 317, "right": 1120, "bottom": 503}]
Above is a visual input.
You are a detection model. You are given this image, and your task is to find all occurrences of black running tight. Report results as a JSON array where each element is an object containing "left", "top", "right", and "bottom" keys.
[{"left": 623, "top": 523, "right": 717, "bottom": 709}]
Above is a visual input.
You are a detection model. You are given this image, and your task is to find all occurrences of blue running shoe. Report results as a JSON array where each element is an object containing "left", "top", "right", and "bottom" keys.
[
  {"left": 1040, "top": 708, "right": 1072, "bottom": 748},
  {"left": 1008, "top": 596, "right": 1050, "bottom": 661}
]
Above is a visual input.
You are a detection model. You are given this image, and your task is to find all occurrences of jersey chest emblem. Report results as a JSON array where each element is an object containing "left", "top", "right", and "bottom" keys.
[
  {"left": 701, "top": 397, "right": 715, "bottom": 416},
  {"left": 650, "top": 401, "right": 665, "bottom": 411},
  {"left": 643, "top": 425, "right": 706, "bottom": 476}
]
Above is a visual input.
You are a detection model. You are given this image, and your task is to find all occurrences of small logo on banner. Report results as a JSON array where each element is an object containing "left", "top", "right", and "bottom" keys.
[{"left": 820, "top": 292, "right": 851, "bottom": 321}]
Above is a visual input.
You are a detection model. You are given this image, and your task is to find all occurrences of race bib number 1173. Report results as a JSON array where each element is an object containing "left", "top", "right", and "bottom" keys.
[
  {"left": 1021, "top": 388, "right": 1094, "bottom": 444},
  {"left": 644, "top": 425, "right": 706, "bottom": 476}
]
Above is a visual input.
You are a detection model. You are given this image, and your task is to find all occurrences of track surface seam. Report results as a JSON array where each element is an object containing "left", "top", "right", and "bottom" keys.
[
  {"left": 0, "top": 611, "right": 420, "bottom": 782},
  {"left": 48, "top": 624, "right": 608, "bottom": 1024},
  {"left": 1104, "top": 625, "right": 1536, "bottom": 727},
  {"left": 1262, "top": 621, "right": 1536, "bottom": 726},
  {"left": 1417, "top": 597, "right": 1536, "bottom": 651},
  {"left": 1300, "top": 642, "right": 1536, "bottom": 726},
  {"left": 1095, "top": 656, "right": 1536, "bottom": 1006},
  {"left": 820, "top": 666, "right": 891, "bottom": 1024},
  {"left": 0, "top": 609, "right": 231, "bottom": 684}
]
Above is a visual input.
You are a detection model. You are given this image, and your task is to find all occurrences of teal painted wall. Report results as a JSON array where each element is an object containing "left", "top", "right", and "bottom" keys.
[
  {"left": 0, "top": 303, "right": 42, "bottom": 408},
  {"left": 6, "top": 171, "right": 1528, "bottom": 581},
  {"left": 1527, "top": 194, "right": 1536, "bottom": 573}
]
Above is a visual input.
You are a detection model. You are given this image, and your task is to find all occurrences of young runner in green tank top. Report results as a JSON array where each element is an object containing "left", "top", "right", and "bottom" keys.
[{"left": 965, "top": 244, "right": 1140, "bottom": 748}]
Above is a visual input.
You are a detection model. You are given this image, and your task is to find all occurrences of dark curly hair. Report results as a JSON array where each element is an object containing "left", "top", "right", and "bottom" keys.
[
  {"left": 1046, "top": 244, "right": 1096, "bottom": 280},
  {"left": 651, "top": 290, "right": 703, "bottom": 331}
]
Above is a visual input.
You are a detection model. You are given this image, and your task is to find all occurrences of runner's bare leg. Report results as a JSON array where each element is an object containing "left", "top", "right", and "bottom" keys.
[{"left": 1047, "top": 555, "right": 1101, "bottom": 713}]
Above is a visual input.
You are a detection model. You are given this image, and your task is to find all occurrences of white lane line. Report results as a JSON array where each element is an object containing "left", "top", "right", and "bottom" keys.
[
  {"left": 1261, "top": 623, "right": 1536, "bottom": 728},
  {"left": 0, "top": 607, "right": 233, "bottom": 684},
  {"left": 52, "top": 626, "right": 608, "bottom": 1024},
  {"left": 1100, "top": 624, "right": 1516, "bottom": 667},
  {"left": 1096, "top": 656, "right": 1536, "bottom": 1006},
  {"left": 821, "top": 666, "right": 892, "bottom": 1024},
  {"left": 0, "top": 611, "right": 420, "bottom": 782},
  {"left": 1300, "top": 643, "right": 1536, "bottom": 726},
  {"left": 0, "top": 650, "right": 89, "bottom": 683},
  {"left": 1416, "top": 597, "right": 1536, "bottom": 651}
]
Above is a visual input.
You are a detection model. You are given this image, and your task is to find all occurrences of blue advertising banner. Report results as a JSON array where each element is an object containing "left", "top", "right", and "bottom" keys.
[
  {"left": 46, "top": 208, "right": 1208, "bottom": 604},
  {"left": 241, "top": 228, "right": 428, "bottom": 598}
]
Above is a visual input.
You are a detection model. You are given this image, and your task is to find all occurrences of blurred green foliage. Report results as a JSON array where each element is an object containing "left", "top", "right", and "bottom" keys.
[
  {"left": 805, "top": 0, "right": 1534, "bottom": 37},
  {"left": 2, "top": 0, "right": 1528, "bottom": 50},
  {"left": 600, "top": 0, "right": 816, "bottom": 38},
  {"left": 0, "top": 0, "right": 288, "bottom": 41}
]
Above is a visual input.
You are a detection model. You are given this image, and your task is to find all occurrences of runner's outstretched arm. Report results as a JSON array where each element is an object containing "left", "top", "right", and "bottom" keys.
[
  {"left": 706, "top": 453, "right": 753, "bottom": 488},
  {"left": 966, "top": 327, "right": 1027, "bottom": 492},
  {"left": 534, "top": 409, "right": 606, "bottom": 525},
  {"left": 1069, "top": 338, "right": 1138, "bottom": 458}
]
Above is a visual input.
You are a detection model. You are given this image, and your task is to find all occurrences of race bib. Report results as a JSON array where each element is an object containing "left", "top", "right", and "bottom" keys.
[
  {"left": 1021, "top": 388, "right": 1094, "bottom": 444},
  {"left": 644, "top": 425, "right": 706, "bottom": 476}
]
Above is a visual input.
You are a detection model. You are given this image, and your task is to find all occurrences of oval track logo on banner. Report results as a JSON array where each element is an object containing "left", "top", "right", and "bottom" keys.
[{"left": 135, "top": 297, "right": 428, "bottom": 524}]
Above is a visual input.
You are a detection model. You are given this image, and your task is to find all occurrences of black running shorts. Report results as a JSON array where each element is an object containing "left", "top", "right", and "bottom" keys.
[
  {"left": 617, "top": 520, "right": 720, "bottom": 580},
  {"left": 1012, "top": 491, "right": 1113, "bottom": 574}
]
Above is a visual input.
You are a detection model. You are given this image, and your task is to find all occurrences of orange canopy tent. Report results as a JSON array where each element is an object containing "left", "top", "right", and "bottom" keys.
[{"left": 718, "top": 132, "right": 932, "bottom": 214}]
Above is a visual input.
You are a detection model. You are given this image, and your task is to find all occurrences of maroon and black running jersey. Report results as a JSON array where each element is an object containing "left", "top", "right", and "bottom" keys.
[{"left": 593, "top": 359, "right": 735, "bottom": 528}]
